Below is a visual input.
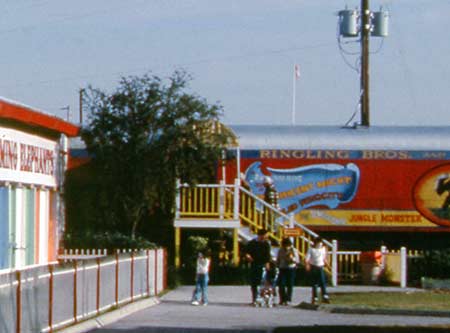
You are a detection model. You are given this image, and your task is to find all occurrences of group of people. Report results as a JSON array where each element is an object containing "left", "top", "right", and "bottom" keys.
[
  {"left": 191, "top": 228, "right": 330, "bottom": 307},
  {"left": 245, "top": 228, "right": 330, "bottom": 306}
]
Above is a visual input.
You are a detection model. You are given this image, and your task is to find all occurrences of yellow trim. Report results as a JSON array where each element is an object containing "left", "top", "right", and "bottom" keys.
[{"left": 175, "top": 227, "right": 181, "bottom": 268}]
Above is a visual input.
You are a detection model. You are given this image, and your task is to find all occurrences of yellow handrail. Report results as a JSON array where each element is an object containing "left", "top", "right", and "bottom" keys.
[{"left": 177, "top": 183, "right": 334, "bottom": 275}]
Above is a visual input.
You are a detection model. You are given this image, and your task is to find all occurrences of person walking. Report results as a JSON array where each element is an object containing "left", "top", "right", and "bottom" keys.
[
  {"left": 191, "top": 252, "right": 211, "bottom": 306},
  {"left": 305, "top": 237, "right": 330, "bottom": 304},
  {"left": 276, "top": 237, "right": 299, "bottom": 305},
  {"left": 245, "top": 229, "right": 271, "bottom": 305}
]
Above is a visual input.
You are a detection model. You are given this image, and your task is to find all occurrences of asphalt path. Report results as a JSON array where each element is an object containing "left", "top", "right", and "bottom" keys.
[{"left": 82, "top": 286, "right": 450, "bottom": 333}]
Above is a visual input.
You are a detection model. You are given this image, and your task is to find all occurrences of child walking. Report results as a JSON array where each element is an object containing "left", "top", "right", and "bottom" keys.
[{"left": 191, "top": 252, "right": 210, "bottom": 306}]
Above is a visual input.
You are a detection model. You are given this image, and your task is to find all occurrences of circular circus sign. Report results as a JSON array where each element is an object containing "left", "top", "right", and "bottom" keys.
[{"left": 413, "top": 163, "right": 450, "bottom": 227}]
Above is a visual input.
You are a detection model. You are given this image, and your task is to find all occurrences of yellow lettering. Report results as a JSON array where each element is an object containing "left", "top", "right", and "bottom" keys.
[
  {"left": 291, "top": 150, "right": 304, "bottom": 158},
  {"left": 280, "top": 150, "right": 291, "bottom": 158},
  {"left": 260, "top": 150, "right": 272, "bottom": 158}
]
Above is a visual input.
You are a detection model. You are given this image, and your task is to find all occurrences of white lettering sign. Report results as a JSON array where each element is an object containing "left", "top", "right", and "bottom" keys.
[{"left": 0, "top": 126, "right": 57, "bottom": 187}]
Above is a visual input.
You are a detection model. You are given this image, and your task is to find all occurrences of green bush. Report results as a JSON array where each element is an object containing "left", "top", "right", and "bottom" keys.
[
  {"left": 64, "top": 231, "right": 157, "bottom": 252},
  {"left": 409, "top": 248, "right": 450, "bottom": 283}
]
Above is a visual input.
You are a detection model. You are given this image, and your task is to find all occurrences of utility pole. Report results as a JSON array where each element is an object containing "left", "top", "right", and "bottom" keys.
[
  {"left": 60, "top": 106, "right": 70, "bottom": 122},
  {"left": 338, "top": 1, "right": 388, "bottom": 128},
  {"left": 360, "top": 0, "right": 370, "bottom": 127},
  {"left": 79, "top": 88, "right": 85, "bottom": 125}
]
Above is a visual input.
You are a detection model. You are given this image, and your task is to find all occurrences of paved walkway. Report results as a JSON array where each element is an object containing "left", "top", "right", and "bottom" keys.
[{"left": 79, "top": 286, "right": 450, "bottom": 333}]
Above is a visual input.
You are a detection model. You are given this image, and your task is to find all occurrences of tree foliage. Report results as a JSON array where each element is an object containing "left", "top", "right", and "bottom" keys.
[{"left": 66, "top": 71, "right": 230, "bottom": 243}]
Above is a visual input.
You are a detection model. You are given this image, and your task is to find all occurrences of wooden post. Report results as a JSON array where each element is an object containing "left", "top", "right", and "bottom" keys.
[{"left": 360, "top": 0, "right": 370, "bottom": 126}]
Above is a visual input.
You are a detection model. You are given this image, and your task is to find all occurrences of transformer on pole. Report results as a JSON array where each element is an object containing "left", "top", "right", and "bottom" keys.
[{"left": 338, "top": 1, "right": 389, "bottom": 127}]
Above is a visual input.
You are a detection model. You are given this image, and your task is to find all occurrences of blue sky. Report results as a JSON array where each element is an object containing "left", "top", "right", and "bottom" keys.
[{"left": 0, "top": 0, "right": 449, "bottom": 126}]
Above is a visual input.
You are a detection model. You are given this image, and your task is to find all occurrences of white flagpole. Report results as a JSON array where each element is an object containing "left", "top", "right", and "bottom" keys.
[
  {"left": 292, "top": 64, "right": 300, "bottom": 125},
  {"left": 292, "top": 64, "right": 296, "bottom": 125}
]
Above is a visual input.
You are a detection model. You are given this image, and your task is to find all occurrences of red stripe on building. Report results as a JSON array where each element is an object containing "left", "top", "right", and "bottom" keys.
[{"left": 0, "top": 98, "right": 79, "bottom": 137}]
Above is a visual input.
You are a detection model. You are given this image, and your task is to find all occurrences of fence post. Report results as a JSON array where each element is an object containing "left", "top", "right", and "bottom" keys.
[
  {"left": 380, "top": 245, "right": 387, "bottom": 270},
  {"left": 73, "top": 261, "right": 78, "bottom": 323},
  {"left": 48, "top": 264, "right": 54, "bottom": 333},
  {"left": 16, "top": 271, "right": 21, "bottom": 333},
  {"left": 219, "top": 180, "right": 225, "bottom": 219},
  {"left": 332, "top": 240, "right": 338, "bottom": 287},
  {"left": 154, "top": 249, "right": 159, "bottom": 294},
  {"left": 400, "top": 247, "right": 407, "bottom": 288},
  {"left": 130, "top": 252, "right": 134, "bottom": 301},
  {"left": 96, "top": 258, "right": 101, "bottom": 315},
  {"left": 146, "top": 250, "right": 150, "bottom": 296},
  {"left": 289, "top": 214, "right": 295, "bottom": 244},
  {"left": 164, "top": 249, "right": 168, "bottom": 290},
  {"left": 115, "top": 252, "right": 119, "bottom": 306},
  {"left": 233, "top": 178, "right": 240, "bottom": 220}
]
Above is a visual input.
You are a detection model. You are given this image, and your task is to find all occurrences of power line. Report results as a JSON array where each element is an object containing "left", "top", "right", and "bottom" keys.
[{"left": 0, "top": 41, "right": 336, "bottom": 89}]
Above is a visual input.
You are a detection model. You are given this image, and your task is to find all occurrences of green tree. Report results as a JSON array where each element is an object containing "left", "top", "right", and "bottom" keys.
[{"left": 68, "top": 71, "right": 229, "bottom": 243}]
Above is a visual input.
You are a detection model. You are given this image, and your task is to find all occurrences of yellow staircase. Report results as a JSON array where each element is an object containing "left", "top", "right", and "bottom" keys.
[{"left": 174, "top": 179, "right": 339, "bottom": 286}]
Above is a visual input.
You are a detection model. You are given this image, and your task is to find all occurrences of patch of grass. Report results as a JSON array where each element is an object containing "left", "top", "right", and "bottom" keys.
[{"left": 329, "top": 291, "right": 450, "bottom": 311}]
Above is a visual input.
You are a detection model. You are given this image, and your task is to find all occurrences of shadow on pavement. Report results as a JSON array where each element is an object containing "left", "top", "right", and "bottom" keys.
[
  {"left": 274, "top": 327, "right": 450, "bottom": 333},
  {"left": 162, "top": 300, "right": 251, "bottom": 308},
  {"left": 91, "top": 325, "right": 450, "bottom": 333}
]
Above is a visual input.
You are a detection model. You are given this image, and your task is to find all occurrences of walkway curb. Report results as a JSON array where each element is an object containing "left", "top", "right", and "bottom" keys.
[
  {"left": 321, "top": 305, "right": 450, "bottom": 318},
  {"left": 55, "top": 297, "right": 160, "bottom": 333}
]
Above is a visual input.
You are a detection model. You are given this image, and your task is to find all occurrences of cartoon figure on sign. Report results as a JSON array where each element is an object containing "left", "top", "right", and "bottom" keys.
[
  {"left": 436, "top": 174, "right": 450, "bottom": 210},
  {"left": 413, "top": 164, "right": 450, "bottom": 227}
]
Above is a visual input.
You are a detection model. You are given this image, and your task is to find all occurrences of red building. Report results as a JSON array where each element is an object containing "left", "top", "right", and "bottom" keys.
[{"left": 0, "top": 98, "right": 79, "bottom": 269}]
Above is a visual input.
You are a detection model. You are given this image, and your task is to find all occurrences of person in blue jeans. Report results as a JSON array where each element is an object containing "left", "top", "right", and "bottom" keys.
[
  {"left": 277, "top": 238, "right": 299, "bottom": 305},
  {"left": 305, "top": 237, "right": 330, "bottom": 304},
  {"left": 191, "top": 252, "right": 211, "bottom": 306}
]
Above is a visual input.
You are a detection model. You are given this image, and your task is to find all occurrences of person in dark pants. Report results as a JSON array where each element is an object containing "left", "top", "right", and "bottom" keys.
[
  {"left": 276, "top": 238, "right": 299, "bottom": 305},
  {"left": 305, "top": 237, "right": 330, "bottom": 304},
  {"left": 245, "top": 228, "right": 271, "bottom": 305}
]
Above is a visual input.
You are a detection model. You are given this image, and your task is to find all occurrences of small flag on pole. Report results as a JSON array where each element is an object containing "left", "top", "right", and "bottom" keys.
[{"left": 294, "top": 64, "right": 300, "bottom": 80}]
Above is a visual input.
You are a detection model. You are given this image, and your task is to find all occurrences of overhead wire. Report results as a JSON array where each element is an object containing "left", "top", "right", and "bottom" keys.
[{"left": 0, "top": 40, "right": 337, "bottom": 90}]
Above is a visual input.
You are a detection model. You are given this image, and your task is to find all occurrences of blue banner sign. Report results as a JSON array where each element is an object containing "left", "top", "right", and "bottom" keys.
[{"left": 244, "top": 161, "right": 360, "bottom": 215}]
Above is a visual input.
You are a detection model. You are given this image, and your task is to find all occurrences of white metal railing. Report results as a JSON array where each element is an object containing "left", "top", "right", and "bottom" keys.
[{"left": 0, "top": 248, "right": 166, "bottom": 333}]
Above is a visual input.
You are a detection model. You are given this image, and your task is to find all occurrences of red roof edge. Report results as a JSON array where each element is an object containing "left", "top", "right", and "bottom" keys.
[{"left": 0, "top": 98, "right": 80, "bottom": 137}]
